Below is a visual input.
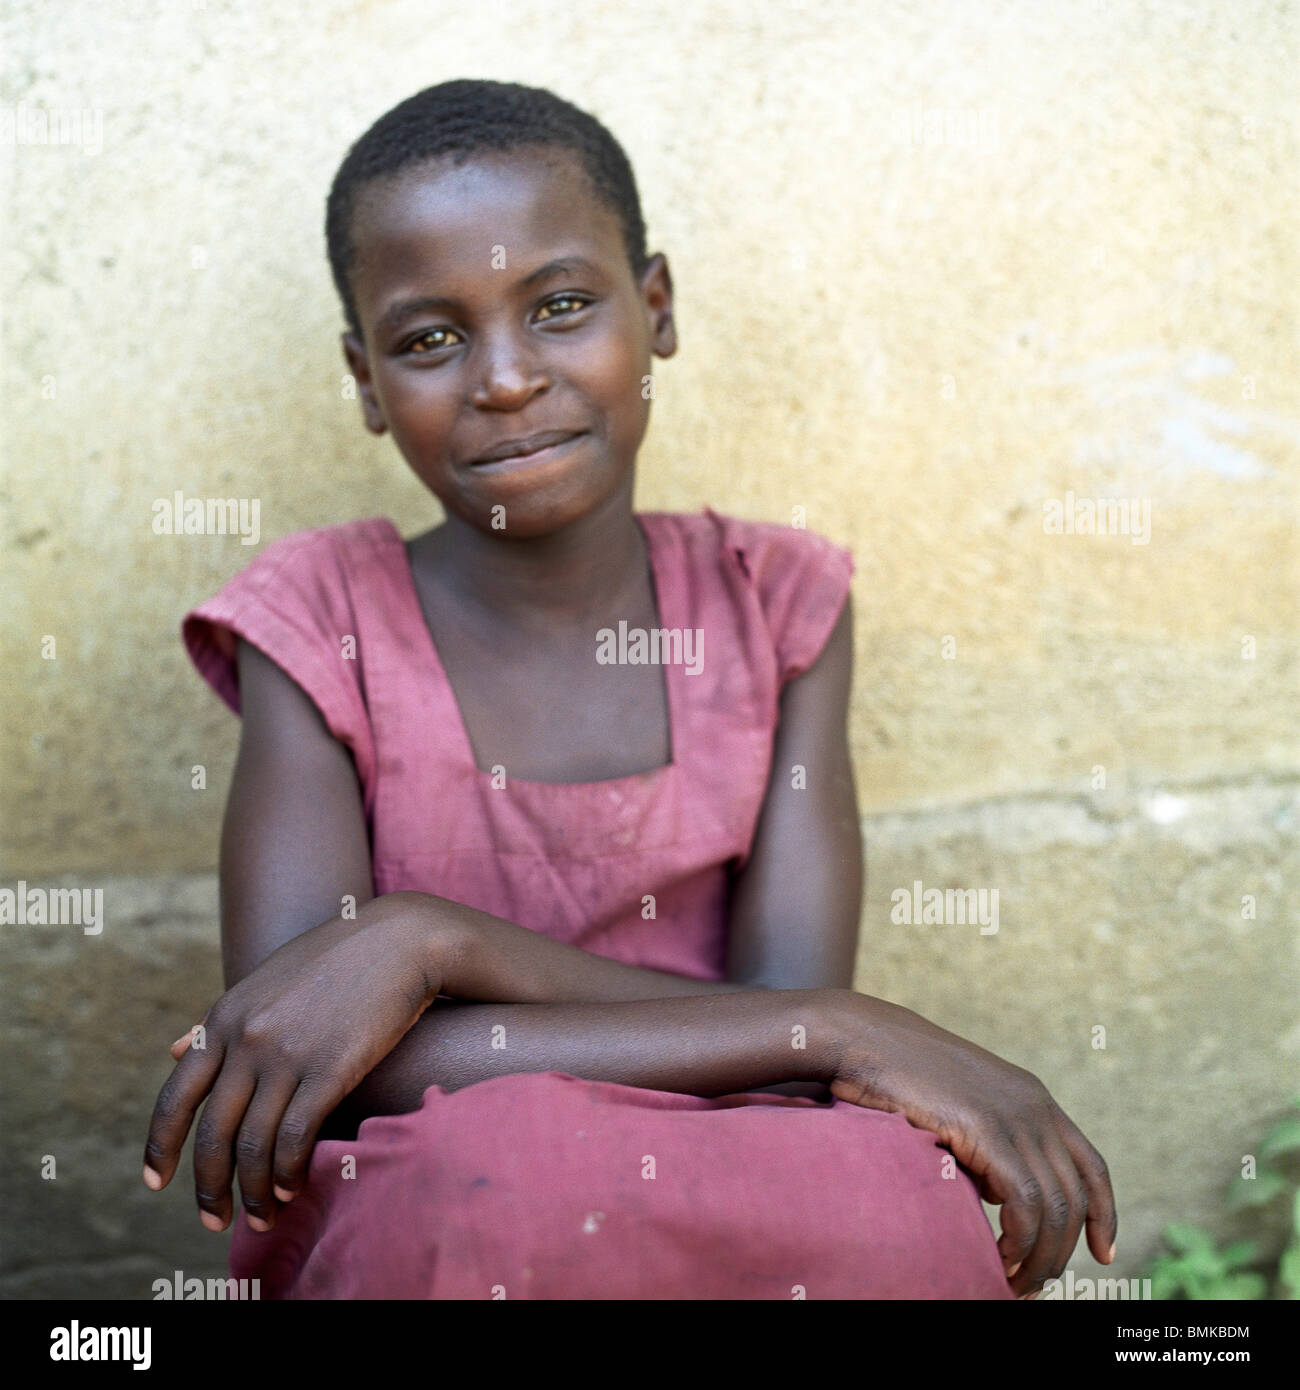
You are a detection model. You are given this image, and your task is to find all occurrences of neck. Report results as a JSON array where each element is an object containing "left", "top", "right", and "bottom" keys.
[{"left": 414, "top": 481, "right": 650, "bottom": 632}]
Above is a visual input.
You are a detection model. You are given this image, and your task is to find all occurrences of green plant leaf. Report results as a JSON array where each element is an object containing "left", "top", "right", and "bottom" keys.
[
  {"left": 1216, "top": 1272, "right": 1267, "bottom": 1300},
  {"left": 1149, "top": 1270, "right": 1181, "bottom": 1299},
  {"left": 1260, "top": 1117, "right": 1300, "bottom": 1158},
  {"left": 1226, "top": 1170, "right": 1287, "bottom": 1208},
  {"left": 1218, "top": 1240, "right": 1259, "bottom": 1269},
  {"left": 1162, "top": 1222, "right": 1215, "bottom": 1255},
  {"left": 1278, "top": 1246, "right": 1300, "bottom": 1299}
]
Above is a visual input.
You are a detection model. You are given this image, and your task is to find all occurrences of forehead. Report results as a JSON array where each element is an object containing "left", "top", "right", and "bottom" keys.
[{"left": 348, "top": 149, "right": 624, "bottom": 303}]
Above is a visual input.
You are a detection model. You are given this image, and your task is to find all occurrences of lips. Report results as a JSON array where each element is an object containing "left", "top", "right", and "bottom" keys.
[{"left": 470, "top": 429, "right": 585, "bottom": 466}]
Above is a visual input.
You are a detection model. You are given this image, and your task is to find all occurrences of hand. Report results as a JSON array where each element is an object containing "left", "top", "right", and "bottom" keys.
[
  {"left": 825, "top": 991, "right": 1117, "bottom": 1298},
  {"left": 143, "top": 892, "right": 446, "bottom": 1233}
]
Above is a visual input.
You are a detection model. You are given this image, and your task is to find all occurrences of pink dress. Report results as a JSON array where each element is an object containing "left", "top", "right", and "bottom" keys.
[{"left": 181, "top": 508, "right": 1011, "bottom": 1299}]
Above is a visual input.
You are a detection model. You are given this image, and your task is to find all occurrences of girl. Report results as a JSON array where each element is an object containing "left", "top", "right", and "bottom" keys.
[{"left": 143, "top": 78, "right": 1116, "bottom": 1299}]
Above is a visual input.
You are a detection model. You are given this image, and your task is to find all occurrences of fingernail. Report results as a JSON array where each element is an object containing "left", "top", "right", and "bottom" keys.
[
  {"left": 142, "top": 1165, "right": 164, "bottom": 1191},
  {"left": 1107, "top": 1242, "right": 1116, "bottom": 1263},
  {"left": 1006, "top": 1261, "right": 1022, "bottom": 1278},
  {"left": 246, "top": 1212, "right": 272, "bottom": 1233},
  {"left": 200, "top": 1211, "right": 226, "bottom": 1232},
  {"left": 169, "top": 1032, "right": 192, "bottom": 1050},
  {"left": 273, "top": 1184, "right": 296, "bottom": 1203}
]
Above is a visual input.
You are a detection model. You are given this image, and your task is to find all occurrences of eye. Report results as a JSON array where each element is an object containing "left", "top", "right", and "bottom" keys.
[
  {"left": 405, "top": 326, "right": 462, "bottom": 355},
  {"left": 535, "top": 294, "right": 591, "bottom": 321},
  {"left": 400, "top": 295, "right": 591, "bottom": 356}
]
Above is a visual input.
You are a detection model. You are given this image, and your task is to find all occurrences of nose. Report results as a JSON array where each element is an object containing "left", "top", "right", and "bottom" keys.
[{"left": 470, "top": 322, "right": 551, "bottom": 407}]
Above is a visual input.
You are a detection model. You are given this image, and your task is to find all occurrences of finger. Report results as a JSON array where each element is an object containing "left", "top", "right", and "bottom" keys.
[
  {"left": 169, "top": 1023, "right": 204, "bottom": 1060},
  {"left": 968, "top": 1127, "right": 1042, "bottom": 1281},
  {"left": 1038, "top": 1131, "right": 1089, "bottom": 1282},
  {"left": 270, "top": 1077, "right": 339, "bottom": 1204},
  {"left": 1055, "top": 1111, "right": 1117, "bottom": 1264},
  {"left": 234, "top": 1073, "right": 301, "bottom": 1231},
  {"left": 143, "top": 1039, "right": 226, "bottom": 1191},
  {"left": 191, "top": 1065, "right": 257, "bottom": 1232},
  {"left": 1006, "top": 1142, "right": 1072, "bottom": 1298}
]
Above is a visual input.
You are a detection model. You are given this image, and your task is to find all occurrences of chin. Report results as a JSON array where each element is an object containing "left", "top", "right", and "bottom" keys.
[
  {"left": 450, "top": 470, "right": 630, "bottom": 540},
  {"left": 469, "top": 493, "right": 605, "bottom": 540}
]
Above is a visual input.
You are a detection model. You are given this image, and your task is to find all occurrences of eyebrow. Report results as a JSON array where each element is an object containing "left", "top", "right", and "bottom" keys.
[{"left": 375, "top": 256, "right": 603, "bottom": 335}]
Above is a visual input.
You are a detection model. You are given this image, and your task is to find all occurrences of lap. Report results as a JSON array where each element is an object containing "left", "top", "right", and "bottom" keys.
[{"left": 231, "top": 1071, "right": 1012, "bottom": 1299}]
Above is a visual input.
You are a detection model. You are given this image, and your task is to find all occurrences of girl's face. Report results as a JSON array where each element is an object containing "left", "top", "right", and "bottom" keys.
[{"left": 342, "top": 148, "right": 676, "bottom": 539}]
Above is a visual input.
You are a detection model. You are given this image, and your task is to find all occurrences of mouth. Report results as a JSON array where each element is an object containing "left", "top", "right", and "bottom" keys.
[{"left": 467, "top": 430, "right": 588, "bottom": 473}]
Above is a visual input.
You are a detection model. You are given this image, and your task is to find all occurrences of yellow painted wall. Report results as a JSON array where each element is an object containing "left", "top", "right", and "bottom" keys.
[{"left": 4, "top": 0, "right": 1295, "bottom": 871}]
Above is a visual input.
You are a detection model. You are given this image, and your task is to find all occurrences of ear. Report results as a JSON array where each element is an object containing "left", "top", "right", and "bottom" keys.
[
  {"left": 639, "top": 253, "right": 677, "bottom": 360},
  {"left": 342, "top": 331, "right": 388, "bottom": 435}
]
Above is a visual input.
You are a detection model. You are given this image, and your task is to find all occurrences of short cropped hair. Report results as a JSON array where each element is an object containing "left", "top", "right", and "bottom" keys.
[{"left": 325, "top": 78, "right": 650, "bottom": 337}]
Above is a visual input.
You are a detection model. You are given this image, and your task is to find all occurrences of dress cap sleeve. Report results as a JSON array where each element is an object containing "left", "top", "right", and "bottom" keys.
[
  {"left": 706, "top": 507, "right": 854, "bottom": 689},
  {"left": 180, "top": 523, "right": 377, "bottom": 795}
]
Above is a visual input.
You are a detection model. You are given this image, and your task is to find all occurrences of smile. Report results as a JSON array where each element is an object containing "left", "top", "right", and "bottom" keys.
[{"left": 467, "top": 432, "right": 588, "bottom": 473}]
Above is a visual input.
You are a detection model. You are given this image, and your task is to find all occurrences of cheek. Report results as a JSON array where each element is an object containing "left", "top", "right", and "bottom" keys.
[
  {"left": 580, "top": 328, "right": 651, "bottom": 436},
  {"left": 379, "top": 367, "right": 453, "bottom": 426},
  {"left": 378, "top": 374, "right": 462, "bottom": 462},
  {"left": 592, "top": 318, "right": 647, "bottom": 389}
]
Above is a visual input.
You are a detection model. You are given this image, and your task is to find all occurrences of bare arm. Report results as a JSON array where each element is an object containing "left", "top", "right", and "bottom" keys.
[
  {"left": 148, "top": 641, "right": 833, "bottom": 1229},
  {"left": 222, "top": 593, "right": 861, "bottom": 1114},
  {"left": 331, "top": 988, "right": 844, "bottom": 1125},
  {"left": 331, "top": 598, "right": 860, "bottom": 1115},
  {"left": 726, "top": 595, "right": 861, "bottom": 992},
  {"left": 152, "top": 630, "right": 1119, "bottom": 1295},
  {"left": 218, "top": 637, "right": 774, "bottom": 1140},
  {"left": 721, "top": 595, "right": 861, "bottom": 1096},
  {"left": 222, "top": 637, "right": 749, "bottom": 999}
]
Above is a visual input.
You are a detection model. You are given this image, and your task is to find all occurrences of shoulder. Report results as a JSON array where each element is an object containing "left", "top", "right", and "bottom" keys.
[
  {"left": 180, "top": 516, "right": 400, "bottom": 734},
  {"left": 711, "top": 506, "right": 851, "bottom": 585},
  {"left": 179, "top": 518, "right": 394, "bottom": 813},
  {"left": 182, "top": 517, "right": 400, "bottom": 648},
  {"left": 642, "top": 508, "right": 854, "bottom": 687},
  {"left": 644, "top": 506, "right": 850, "bottom": 581},
  {"left": 201, "top": 517, "right": 397, "bottom": 608}
]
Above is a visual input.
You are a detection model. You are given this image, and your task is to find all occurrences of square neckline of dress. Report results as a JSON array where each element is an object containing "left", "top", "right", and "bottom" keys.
[{"left": 377, "top": 513, "right": 681, "bottom": 791}]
